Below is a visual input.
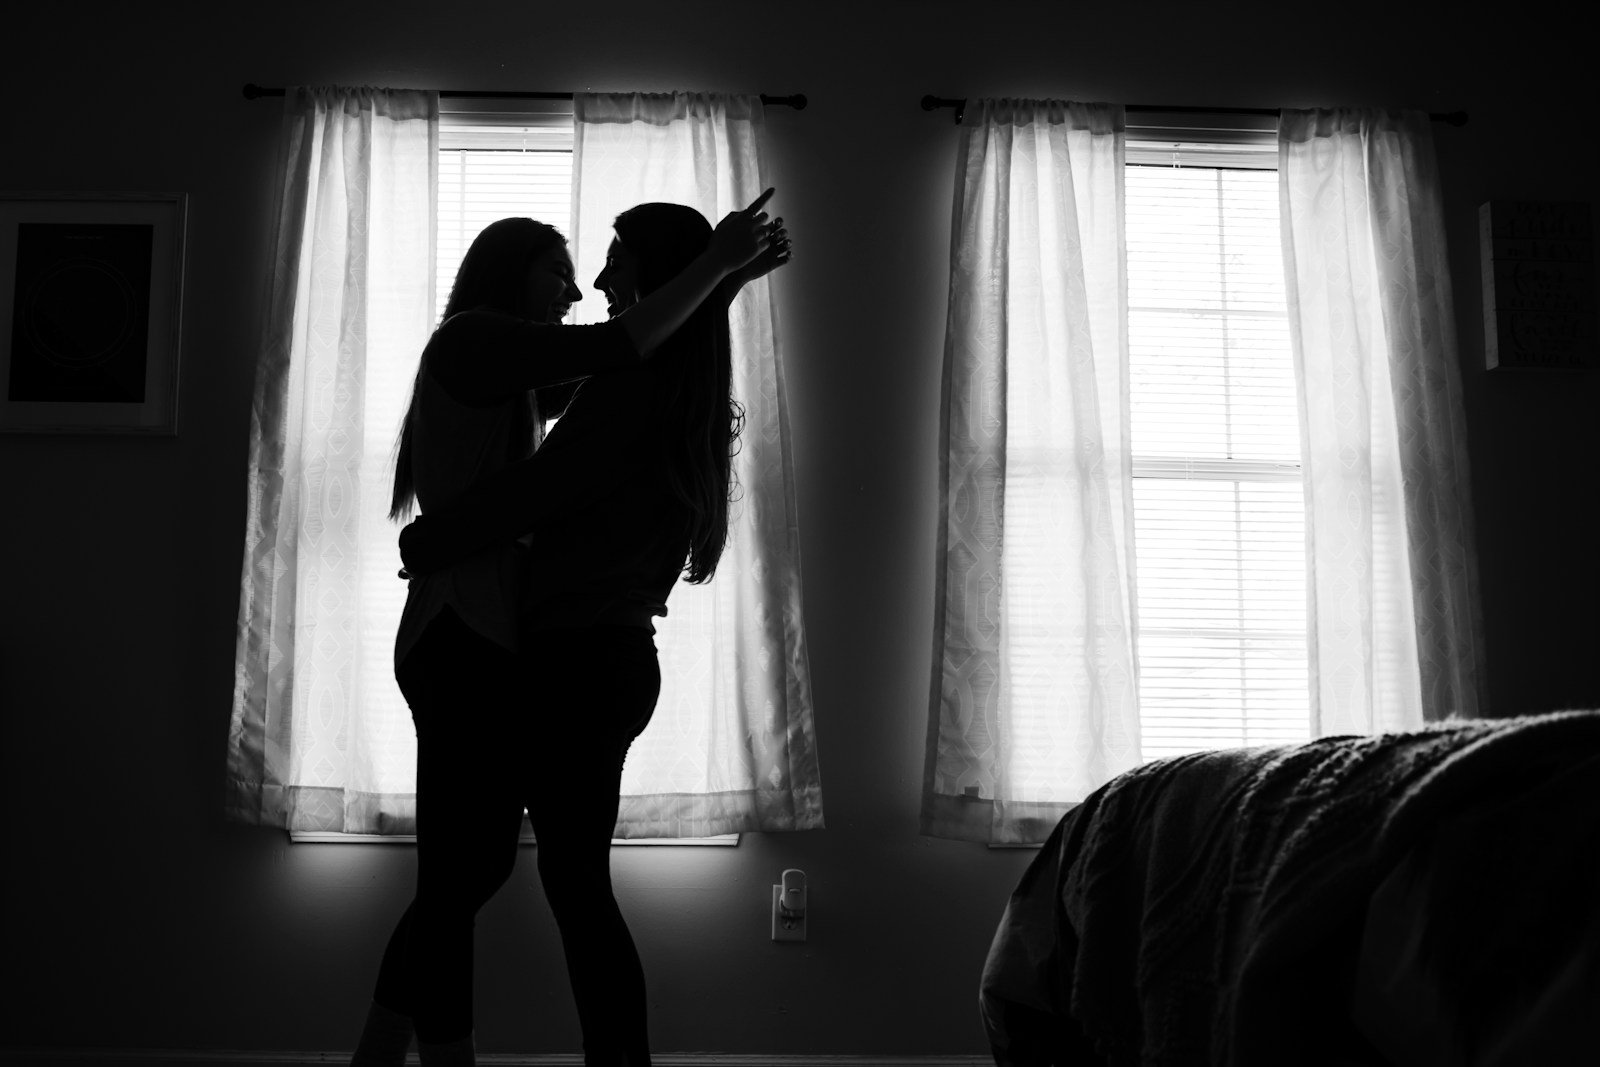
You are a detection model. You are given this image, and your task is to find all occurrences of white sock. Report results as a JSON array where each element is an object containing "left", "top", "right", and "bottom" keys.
[
  {"left": 349, "top": 999, "right": 413, "bottom": 1067},
  {"left": 418, "top": 1033, "right": 475, "bottom": 1067}
]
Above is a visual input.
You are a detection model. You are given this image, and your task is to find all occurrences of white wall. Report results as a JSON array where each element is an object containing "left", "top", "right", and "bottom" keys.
[{"left": 1, "top": 0, "right": 1595, "bottom": 1056}]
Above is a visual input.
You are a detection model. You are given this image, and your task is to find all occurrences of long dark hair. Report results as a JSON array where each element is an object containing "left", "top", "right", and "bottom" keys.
[
  {"left": 613, "top": 202, "right": 745, "bottom": 584},
  {"left": 389, "top": 218, "right": 568, "bottom": 521}
]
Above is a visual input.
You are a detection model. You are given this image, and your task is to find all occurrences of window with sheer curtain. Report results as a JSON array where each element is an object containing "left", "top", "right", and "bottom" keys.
[
  {"left": 1124, "top": 140, "right": 1309, "bottom": 760},
  {"left": 1001, "top": 137, "right": 1308, "bottom": 800},
  {"left": 926, "top": 103, "right": 1478, "bottom": 846},
  {"left": 230, "top": 89, "right": 820, "bottom": 843}
]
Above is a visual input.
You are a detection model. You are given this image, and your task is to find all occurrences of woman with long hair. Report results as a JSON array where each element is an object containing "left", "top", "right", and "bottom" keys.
[
  {"left": 352, "top": 194, "right": 781, "bottom": 1067},
  {"left": 387, "top": 197, "right": 791, "bottom": 1066}
]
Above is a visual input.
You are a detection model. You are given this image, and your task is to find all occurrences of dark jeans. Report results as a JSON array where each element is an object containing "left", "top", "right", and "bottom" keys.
[{"left": 374, "top": 605, "right": 658, "bottom": 1065}]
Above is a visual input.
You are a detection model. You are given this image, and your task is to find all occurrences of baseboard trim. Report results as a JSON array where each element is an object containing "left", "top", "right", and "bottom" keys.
[{"left": 0, "top": 1051, "right": 992, "bottom": 1067}]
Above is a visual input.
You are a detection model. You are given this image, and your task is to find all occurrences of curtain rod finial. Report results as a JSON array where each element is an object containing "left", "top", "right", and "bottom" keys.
[
  {"left": 758, "top": 92, "right": 806, "bottom": 110},
  {"left": 920, "top": 96, "right": 966, "bottom": 124}
]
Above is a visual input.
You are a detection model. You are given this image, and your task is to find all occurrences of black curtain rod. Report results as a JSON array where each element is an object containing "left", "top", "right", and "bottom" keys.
[
  {"left": 243, "top": 83, "right": 806, "bottom": 110},
  {"left": 920, "top": 95, "right": 1467, "bottom": 127}
]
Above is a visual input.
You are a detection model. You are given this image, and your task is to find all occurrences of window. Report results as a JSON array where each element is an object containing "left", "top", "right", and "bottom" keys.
[
  {"left": 437, "top": 106, "right": 574, "bottom": 325},
  {"left": 1124, "top": 134, "right": 1309, "bottom": 760},
  {"left": 312, "top": 102, "right": 737, "bottom": 844}
]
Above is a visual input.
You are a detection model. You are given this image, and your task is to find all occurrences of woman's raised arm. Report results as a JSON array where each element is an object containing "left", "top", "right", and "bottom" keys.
[
  {"left": 614, "top": 189, "right": 776, "bottom": 355},
  {"left": 427, "top": 311, "right": 640, "bottom": 406}
]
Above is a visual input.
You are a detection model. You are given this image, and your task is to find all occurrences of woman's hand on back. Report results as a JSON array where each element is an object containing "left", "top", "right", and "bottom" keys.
[
  {"left": 708, "top": 188, "right": 778, "bottom": 273},
  {"left": 397, "top": 514, "right": 450, "bottom": 576}
]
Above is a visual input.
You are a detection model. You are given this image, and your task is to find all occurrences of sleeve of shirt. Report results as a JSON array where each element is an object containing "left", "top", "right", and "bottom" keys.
[
  {"left": 535, "top": 378, "right": 584, "bottom": 421},
  {"left": 427, "top": 310, "right": 641, "bottom": 407}
]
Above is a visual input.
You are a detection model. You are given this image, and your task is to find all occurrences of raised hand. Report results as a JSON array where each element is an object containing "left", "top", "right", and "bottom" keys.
[
  {"left": 709, "top": 188, "right": 777, "bottom": 272},
  {"left": 732, "top": 216, "right": 792, "bottom": 286}
]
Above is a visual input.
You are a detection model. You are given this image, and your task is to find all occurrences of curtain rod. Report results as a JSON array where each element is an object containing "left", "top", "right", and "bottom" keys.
[
  {"left": 919, "top": 95, "right": 1467, "bottom": 127},
  {"left": 243, "top": 83, "right": 806, "bottom": 110}
]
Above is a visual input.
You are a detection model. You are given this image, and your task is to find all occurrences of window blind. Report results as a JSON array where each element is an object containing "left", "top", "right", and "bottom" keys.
[
  {"left": 1126, "top": 158, "right": 1310, "bottom": 760},
  {"left": 436, "top": 123, "right": 575, "bottom": 324}
]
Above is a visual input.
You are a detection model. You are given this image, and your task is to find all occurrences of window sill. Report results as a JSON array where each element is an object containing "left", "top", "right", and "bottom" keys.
[{"left": 290, "top": 831, "right": 740, "bottom": 846}]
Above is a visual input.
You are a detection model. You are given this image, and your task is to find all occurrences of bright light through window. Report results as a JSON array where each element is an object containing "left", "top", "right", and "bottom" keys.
[
  {"left": 437, "top": 124, "right": 573, "bottom": 325},
  {"left": 1126, "top": 154, "right": 1309, "bottom": 760}
]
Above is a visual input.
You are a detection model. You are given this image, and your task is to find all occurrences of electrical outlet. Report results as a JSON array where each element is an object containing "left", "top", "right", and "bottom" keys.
[{"left": 771, "top": 884, "right": 806, "bottom": 942}]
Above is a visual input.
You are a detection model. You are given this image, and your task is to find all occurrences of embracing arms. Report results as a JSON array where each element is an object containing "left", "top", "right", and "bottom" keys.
[
  {"left": 401, "top": 191, "right": 789, "bottom": 573},
  {"left": 399, "top": 393, "right": 640, "bottom": 575},
  {"left": 436, "top": 191, "right": 780, "bottom": 406},
  {"left": 536, "top": 219, "right": 793, "bottom": 419}
]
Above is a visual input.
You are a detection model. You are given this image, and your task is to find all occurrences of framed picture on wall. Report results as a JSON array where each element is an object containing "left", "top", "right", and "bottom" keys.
[{"left": 0, "top": 191, "right": 187, "bottom": 434}]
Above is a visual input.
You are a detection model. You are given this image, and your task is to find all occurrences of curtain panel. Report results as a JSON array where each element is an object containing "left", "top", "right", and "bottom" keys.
[
  {"left": 226, "top": 87, "right": 439, "bottom": 832},
  {"left": 923, "top": 100, "right": 1140, "bottom": 844},
  {"left": 572, "top": 93, "right": 823, "bottom": 837},
  {"left": 1278, "top": 109, "right": 1486, "bottom": 733}
]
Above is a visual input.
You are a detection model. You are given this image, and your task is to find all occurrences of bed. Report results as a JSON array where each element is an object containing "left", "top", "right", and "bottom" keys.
[{"left": 978, "top": 710, "right": 1600, "bottom": 1066}]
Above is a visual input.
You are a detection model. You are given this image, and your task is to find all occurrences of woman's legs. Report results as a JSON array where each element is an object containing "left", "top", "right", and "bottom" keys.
[
  {"left": 368, "top": 607, "right": 526, "bottom": 1045},
  {"left": 522, "top": 626, "right": 660, "bottom": 1067}
]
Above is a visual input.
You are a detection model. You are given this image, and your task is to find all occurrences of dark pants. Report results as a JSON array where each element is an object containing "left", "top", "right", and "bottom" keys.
[{"left": 374, "top": 605, "right": 658, "bottom": 1064}]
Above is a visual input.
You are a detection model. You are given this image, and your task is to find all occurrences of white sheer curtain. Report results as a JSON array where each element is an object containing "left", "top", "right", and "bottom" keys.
[
  {"left": 923, "top": 100, "right": 1140, "bottom": 844},
  {"left": 1279, "top": 108, "right": 1485, "bottom": 733},
  {"left": 227, "top": 87, "right": 438, "bottom": 832},
  {"left": 571, "top": 92, "right": 823, "bottom": 837}
]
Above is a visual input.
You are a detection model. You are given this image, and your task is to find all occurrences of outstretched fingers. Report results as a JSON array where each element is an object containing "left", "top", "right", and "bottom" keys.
[
  {"left": 713, "top": 191, "right": 790, "bottom": 274},
  {"left": 745, "top": 187, "right": 776, "bottom": 216}
]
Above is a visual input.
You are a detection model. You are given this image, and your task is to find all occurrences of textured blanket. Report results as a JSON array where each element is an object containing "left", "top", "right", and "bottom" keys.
[{"left": 978, "top": 710, "right": 1600, "bottom": 1066}]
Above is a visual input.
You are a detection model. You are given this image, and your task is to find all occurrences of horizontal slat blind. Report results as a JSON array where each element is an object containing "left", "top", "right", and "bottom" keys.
[
  {"left": 436, "top": 126, "right": 575, "bottom": 325},
  {"left": 1126, "top": 161, "right": 1309, "bottom": 760}
]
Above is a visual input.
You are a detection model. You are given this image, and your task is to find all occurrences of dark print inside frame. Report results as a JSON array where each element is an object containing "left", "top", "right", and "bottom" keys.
[{"left": 0, "top": 192, "right": 187, "bottom": 434}]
